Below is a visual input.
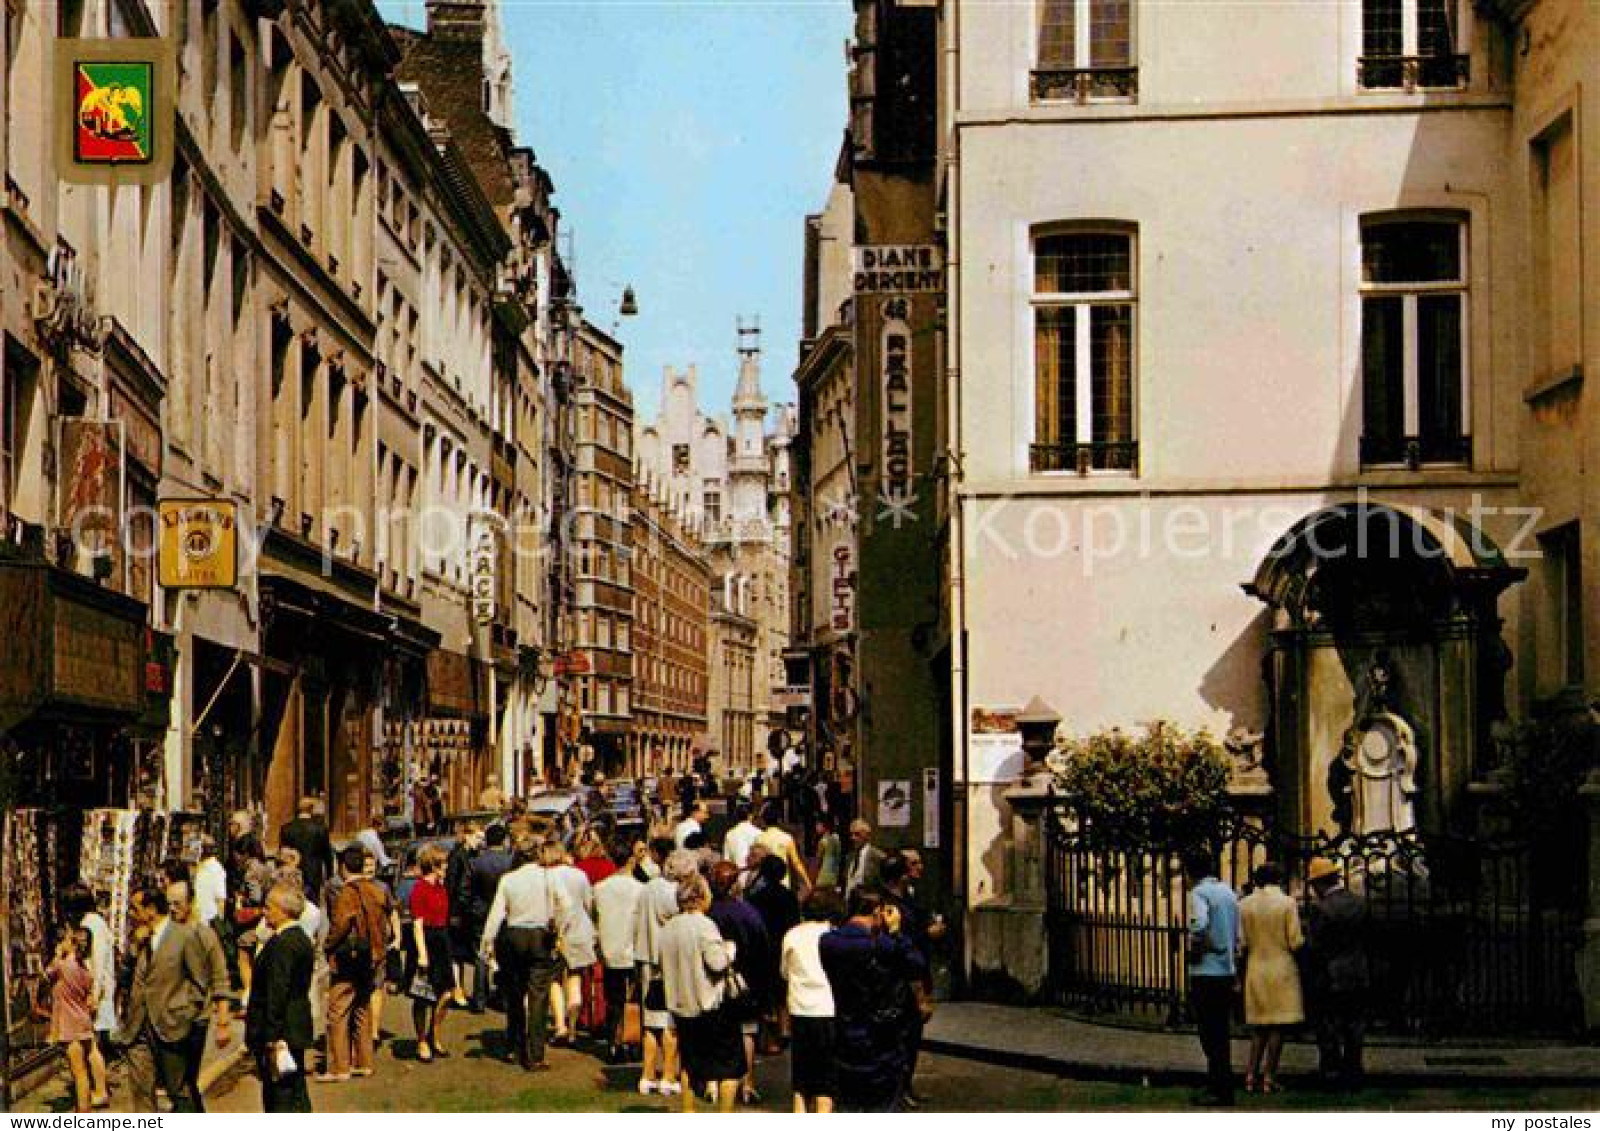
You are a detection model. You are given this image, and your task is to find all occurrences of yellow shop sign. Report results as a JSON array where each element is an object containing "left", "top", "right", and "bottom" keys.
[{"left": 158, "top": 499, "right": 238, "bottom": 589}]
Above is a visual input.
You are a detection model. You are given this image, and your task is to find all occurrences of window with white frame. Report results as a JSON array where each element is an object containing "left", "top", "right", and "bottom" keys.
[
  {"left": 1031, "top": 230, "right": 1137, "bottom": 474},
  {"left": 1033, "top": 0, "right": 1135, "bottom": 102},
  {"left": 1359, "top": 216, "right": 1470, "bottom": 467},
  {"left": 1360, "top": 0, "right": 1467, "bottom": 90}
]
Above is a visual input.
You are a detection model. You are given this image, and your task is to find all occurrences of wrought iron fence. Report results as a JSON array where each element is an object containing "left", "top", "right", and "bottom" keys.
[{"left": 1043, "top": 806, "right": 1585, "bottom": 1037}]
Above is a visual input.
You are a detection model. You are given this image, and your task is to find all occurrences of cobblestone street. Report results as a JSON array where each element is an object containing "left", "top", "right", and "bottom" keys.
[{"left": 24, "top": 997, "right": 1596, "bottom": 1114}]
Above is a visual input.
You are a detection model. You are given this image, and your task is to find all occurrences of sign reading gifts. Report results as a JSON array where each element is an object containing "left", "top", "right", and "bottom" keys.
[
  {"left": 158, "top": 499, "right": 238, "bottom": 589},
  {"left": 830, "top": 543, "right": 855, "bottom": 633}
]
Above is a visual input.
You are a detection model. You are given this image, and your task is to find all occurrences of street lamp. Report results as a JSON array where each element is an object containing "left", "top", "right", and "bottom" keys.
[{"left": 609, "top": 282, "right": 639, "bottom": 334}]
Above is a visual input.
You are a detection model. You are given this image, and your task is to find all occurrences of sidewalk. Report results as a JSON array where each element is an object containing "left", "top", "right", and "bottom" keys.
[
  {"left": 13, "top": 1017, "right": 247, "bottom": 1114},
  {"left": 925, "top": 1002, "right": 1600, "bottom": 1088}
]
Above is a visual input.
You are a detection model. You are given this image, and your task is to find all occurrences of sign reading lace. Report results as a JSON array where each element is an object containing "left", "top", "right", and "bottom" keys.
[
  {"left": 469, "top": 516, "right": 497, "bottom": 625},
  {"left": 879, "top": 299, "right": 914, "bottom": 507}
]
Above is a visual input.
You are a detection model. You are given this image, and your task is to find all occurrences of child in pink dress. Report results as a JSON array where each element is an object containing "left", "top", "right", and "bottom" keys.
[{"left": 47, "top": 929, "right": 96, "bottom": 1112}]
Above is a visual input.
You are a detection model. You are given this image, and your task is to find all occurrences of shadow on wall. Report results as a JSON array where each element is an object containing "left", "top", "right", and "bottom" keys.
[{"left": 1196, "top": 606, "right": 1271, "bottom": 735}]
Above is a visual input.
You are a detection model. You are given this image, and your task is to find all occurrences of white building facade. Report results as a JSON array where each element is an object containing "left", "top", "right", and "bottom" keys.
[{"left": 946, "top": 0, "right": 1536, "bottom": 902}]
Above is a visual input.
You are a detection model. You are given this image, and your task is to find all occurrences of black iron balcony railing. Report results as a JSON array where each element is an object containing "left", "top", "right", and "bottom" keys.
[
  {"left": 1358, "top": 53, "right": 1469, "bottom": 92},
  {"left": 1030, "top": 440, "right": 1140, "bottom": 475},
  {"left": 1031, "top": 66, "right": 1139, "bottom": 104},
  {"left": 1359, "top": 432, "right": 1471, "bottom": 469}
]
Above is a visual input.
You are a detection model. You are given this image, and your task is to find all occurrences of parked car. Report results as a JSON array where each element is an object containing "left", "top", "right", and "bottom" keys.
[{"left": 526, "top": 790, "right": 589, "bottom": 846}]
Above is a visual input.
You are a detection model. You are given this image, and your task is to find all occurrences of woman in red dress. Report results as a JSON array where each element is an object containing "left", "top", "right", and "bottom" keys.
[{"left": 407, "top": 844, "right": 455, "bottom": 1062}]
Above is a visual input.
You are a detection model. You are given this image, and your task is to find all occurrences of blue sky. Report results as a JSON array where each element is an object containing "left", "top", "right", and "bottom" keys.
[{"left": 383, "top": 0, "right": 853, "bottom": 424}]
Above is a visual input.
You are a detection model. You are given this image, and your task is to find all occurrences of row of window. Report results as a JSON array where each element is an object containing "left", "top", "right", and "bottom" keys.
[
  {"left": 636, "top": 654, "right": 707, "bottom": 705},
  {"left": 576, "top": 404, "right": 633, "bottom": 457},
  {"left": 1033, "top": 0, "right": 1468, "bottom": 100},
  {"left": 1029, "top": 217, "right": 1472, "bottom": 475},
  {"left": 579, "top": 677, "right": 630, "bottom": 719},
  {"left": 575, "top": 606, "right": 633, "bottom": 653}
]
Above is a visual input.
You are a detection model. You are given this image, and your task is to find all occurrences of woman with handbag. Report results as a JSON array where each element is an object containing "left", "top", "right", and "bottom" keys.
[
  {"left": 407, "top": 844, "right": 456, "bottom": 1063},
  {"left": 707, "top": 861, "right": 772, "bottom": 1106},
  {"left": 658, "top": 874, "right": 743, "bottom": 1112}
]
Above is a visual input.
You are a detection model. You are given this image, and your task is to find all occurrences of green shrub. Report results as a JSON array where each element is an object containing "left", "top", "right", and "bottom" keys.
[{"left": 1052, "top": 720, "right": 1232, "bottom": 855}]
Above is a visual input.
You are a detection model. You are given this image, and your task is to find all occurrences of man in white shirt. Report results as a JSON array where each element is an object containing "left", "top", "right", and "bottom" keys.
[
  {"left": 673, "top": 801, "right": 709, "bottom": 849},
  {"left": 592, "top": 840, "right": 645, "bottom": 1062},
  {"left": 723, "top": 803, "right": 762, "bottom": 872},
  {"left": 480, "top": 838, "right": 568, "bottom": 1070}
]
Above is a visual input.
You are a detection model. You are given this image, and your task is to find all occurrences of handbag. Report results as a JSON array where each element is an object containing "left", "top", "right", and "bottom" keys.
[
  {"left": 408, "top": 969, "right": 438, "bottom": 1005},
  {"left": 722, "top": 966, "right": 750, "bottom": 1006},
  {"left": 619, "top": 981, "right": 643, "bottom": 1048},
  {"left": 720, "top": 965, "right": 755, "bottom": 1020}
]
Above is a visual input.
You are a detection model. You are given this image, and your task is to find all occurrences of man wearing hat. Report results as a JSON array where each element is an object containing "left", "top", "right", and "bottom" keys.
[{"left": 1305, "top": 858, "right": 1369, "bottom": 1087}]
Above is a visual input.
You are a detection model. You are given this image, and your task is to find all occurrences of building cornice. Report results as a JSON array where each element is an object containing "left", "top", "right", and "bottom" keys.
[
  {"left": 956, "top": 93, "right": 1513, "bottom": 131},
  {"left": 956, "top": 472, "right": 1521, "bottom": 501}
]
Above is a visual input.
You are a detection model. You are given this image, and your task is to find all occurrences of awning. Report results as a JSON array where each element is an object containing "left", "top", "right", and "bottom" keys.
[{"left": 0, "top": 558, "right": 148, "bottom": 730}]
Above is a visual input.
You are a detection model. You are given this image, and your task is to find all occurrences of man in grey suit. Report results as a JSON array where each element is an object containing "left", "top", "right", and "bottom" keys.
[
  {"left": 116, "top": 885, "right": 234, "bottom": 1112},
  {"left": 843, "top": 819, "right": 886, "bottom": 899}
]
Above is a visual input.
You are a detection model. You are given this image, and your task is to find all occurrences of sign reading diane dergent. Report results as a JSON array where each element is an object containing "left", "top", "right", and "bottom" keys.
[{"left": 852, "top": 244, "right": 943, "bottom": 294}]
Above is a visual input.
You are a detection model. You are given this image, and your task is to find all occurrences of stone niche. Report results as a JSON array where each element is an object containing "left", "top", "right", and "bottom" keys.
[{"left": 1245, "top": 502, "right": 1524, "bottom": 838}]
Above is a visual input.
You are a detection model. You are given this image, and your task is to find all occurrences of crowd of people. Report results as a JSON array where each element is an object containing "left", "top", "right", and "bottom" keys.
[
  {"left": 1185, "top": 852, "right": 1371, "bottom": 1106},
  {"left": 36, "top": 786, "right": 939, "bottom": 1115}
]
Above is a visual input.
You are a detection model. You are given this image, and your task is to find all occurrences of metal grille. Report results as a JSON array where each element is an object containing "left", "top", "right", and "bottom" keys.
[{"left": 1043, "top": 808, "right": 1586, "bottom": 1036}]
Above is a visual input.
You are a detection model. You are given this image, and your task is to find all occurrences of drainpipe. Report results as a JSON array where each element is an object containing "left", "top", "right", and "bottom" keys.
[{"left": 941, "top": 0, "right": 972, "bottom": 983}]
